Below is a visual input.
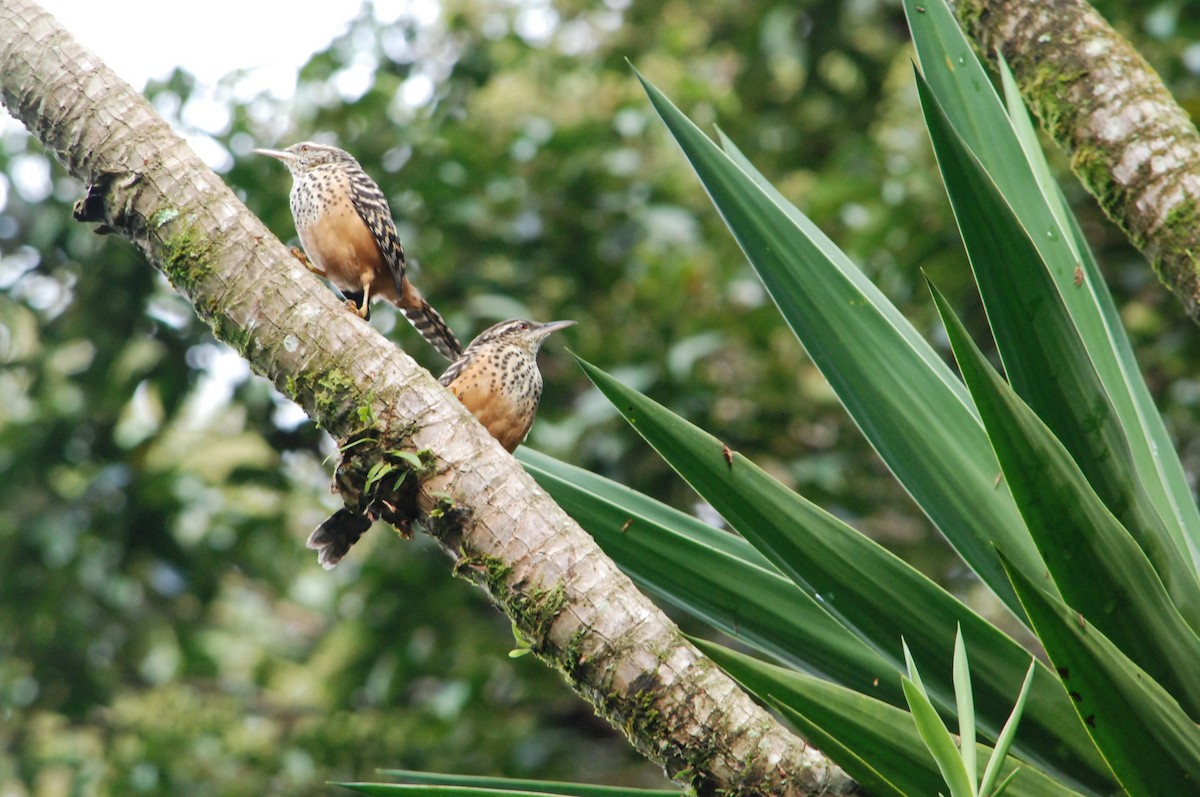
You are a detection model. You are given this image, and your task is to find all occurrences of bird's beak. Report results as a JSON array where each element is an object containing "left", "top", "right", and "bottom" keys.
[
  {"left": 252, "top": 147, "right": 295, "bottom": 162},
  {"left": 538, "top": 320, "right": 577, "bottom": 337}
]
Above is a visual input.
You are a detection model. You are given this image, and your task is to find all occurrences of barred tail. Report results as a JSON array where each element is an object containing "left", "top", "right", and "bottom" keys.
[
  {"left": 307, "top": 509, "right": 373, "bottom": 570},
  {"left": 397, "top": 277, "right": 464, "bottom": 360}
]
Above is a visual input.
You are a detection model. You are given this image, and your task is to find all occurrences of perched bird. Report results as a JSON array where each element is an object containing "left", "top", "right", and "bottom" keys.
[
  {"left": 306, "top": 318, "right": 575, "bottom": 569},
  {"left": 437, "top": 318, "right": 577, "bottom": 452},
  {"left": 254, "top": 141, "right": 463, "bottom": 360}
]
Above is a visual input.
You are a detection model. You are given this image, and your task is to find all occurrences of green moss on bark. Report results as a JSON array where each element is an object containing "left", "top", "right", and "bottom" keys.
[
  {"left": 159, "top": 226, "right": 214, "bottom": 293},
  {"left": 281, "top": 367, "right": 364, "bottom": 432},
  {"left": 1024, "top": 63, "right": 1089, "bottom": 146}
]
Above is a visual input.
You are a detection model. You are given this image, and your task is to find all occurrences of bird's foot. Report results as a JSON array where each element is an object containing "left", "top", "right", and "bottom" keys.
[{"left": 290, "top": 247, "right": 322, "bottom": 276}]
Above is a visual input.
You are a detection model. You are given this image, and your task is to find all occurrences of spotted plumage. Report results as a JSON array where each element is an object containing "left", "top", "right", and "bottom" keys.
[
  {"left": 255, "top": 141, "right": 463, "bottom": 360},
  {"left": 439, "top": 318, "right": 575, "bottom": 453}
]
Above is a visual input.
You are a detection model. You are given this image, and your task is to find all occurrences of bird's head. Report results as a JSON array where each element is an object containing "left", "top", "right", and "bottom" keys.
[
  {"left": 253, "top": 141, "right": 357, "bottom": 175},
  {"left": 471, "top": 318, "right": 576, "bottom": 356}
]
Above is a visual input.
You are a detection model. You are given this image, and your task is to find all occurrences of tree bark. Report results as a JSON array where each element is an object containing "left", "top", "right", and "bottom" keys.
[
  {"left": 957, "top": 0, "right": 1200, "bottom": 320},
  {"left": 0, "top": 1, "right": 858, "bottom": 794}
]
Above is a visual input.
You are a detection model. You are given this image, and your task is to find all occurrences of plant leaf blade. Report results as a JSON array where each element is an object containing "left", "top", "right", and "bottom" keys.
[
  {"left": 636, "top": 68, "right": 1044, "bottom": 614},
  {"left": 929, "top": 279, "right": 1200, "bottom": 717},
  {"left": 1003, "top": 557, "right": 1200, "bottom": 794},
  {"left": 518, "top": 449, "right": 899, "bottom": 699},
  {"left": 915, "top": 67, "right": 1200, "bottom": 629}
]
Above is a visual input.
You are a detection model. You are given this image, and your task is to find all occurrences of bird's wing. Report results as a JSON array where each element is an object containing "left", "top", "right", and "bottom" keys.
[
  {"left": 438, "top": 349, "right": 474, "bottom": 387},
  {"left": 347, "top": 170, "right": 406, "bottom": 293}
]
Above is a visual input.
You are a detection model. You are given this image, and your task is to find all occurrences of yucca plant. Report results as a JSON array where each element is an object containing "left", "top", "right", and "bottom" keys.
[{"left": 343, "top": 0, "right": 1200, "bottom": 794}]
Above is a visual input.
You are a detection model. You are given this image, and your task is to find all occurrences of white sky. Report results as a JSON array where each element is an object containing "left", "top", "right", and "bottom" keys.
[
  {"left": 13, "top": 1, "right": 457, "bottom": 169},
  {"left": 37, "top": 0, "right": 370, "bottom": 91}
]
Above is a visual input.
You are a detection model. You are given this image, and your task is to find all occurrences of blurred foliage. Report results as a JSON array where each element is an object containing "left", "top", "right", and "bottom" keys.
[{"left": 3, "top": 0, "right": 1200, "bottom": 793}]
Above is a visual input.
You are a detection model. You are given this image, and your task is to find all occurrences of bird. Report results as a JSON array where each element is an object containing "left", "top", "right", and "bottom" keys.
[
  {"left": 306, "top": 318, "right": 576, "bottom": 569},
  {"left": 437, "top": 318, "right": 577, "bottom": 452},
  {"left": 254, "top": 141, "right": 463, "bottom": 360}
]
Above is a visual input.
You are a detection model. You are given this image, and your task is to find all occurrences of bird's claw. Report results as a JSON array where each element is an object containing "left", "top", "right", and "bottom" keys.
[{"left": 290, "top": 247, "right": 319, "bottom": 274}]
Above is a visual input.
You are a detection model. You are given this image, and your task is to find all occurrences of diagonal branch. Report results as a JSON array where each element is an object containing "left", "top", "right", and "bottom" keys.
[
  {"left": 0, "top": 1, "right": 859, "bottom": 794},
  {"left": 957, "top": 0, "right": 1200, "bottom": 320}
]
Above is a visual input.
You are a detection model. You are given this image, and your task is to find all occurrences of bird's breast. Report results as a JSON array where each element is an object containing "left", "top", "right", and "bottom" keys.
[
  {"left": 447, "top": 353, "right": 543, "bottom": 452},
  {"left": 290, "top": 171, "right": 389, "bottom": 295}
]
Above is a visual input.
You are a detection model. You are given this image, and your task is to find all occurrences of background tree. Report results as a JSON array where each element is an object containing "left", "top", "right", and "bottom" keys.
[{"left": 2, "top": 0, "right": 1200, "bottom": 794}]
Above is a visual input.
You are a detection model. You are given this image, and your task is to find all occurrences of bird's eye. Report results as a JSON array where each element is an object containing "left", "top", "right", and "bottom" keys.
[
  {"left": 518, "top": 322, "right": 529, "bottom": 330},
  {"left": 300, "top": 144, "right": 309, "bottom": 152}
]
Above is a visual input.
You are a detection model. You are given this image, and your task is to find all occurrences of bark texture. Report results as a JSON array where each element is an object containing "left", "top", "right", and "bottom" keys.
[
  {"left": 958, "top": 0, "right": 1200, "bottom": 319},
  {"left": 0, "top": 1, "right": 859, "bottom": 794}
]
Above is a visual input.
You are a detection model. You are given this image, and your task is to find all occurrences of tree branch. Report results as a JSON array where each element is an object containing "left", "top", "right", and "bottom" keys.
[
  {"left": 0, "top": 1, "right": 859, "bottom": 794},
  {"left": 957, "top": 0, "right": 1200, "bottom": 319}
]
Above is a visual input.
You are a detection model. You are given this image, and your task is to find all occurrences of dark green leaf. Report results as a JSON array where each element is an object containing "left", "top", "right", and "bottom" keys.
[
  {"left": 904, "top": 0, "right": 1200, "bottom": 573},
  {"left": 1004, "top": 557, "right": 1200, "bottom": 794},
  {"left": 695, "top": 639, "right": 1086, "bottom": 797},
  {"left": 930, "top": 280, "right": 1200, "bottom": 718},
  {"left": 364, "top": 771, "right": 676, "bottom": 796},
  {"left": 637, "top": 69, "right": 1043, "bottom": 615},
  {"left": 916, "top": 68, "right": 1200, "bottom": 631}
]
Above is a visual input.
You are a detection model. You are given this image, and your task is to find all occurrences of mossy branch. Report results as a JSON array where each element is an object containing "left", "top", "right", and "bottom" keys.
[{"left": 957, "top": 0, "right": 1200, "bottom": 319}]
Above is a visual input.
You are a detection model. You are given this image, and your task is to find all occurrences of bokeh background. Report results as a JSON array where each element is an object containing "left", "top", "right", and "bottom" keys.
[{"left": 4, "top": 1, "right": 1200, "bottom": 793}]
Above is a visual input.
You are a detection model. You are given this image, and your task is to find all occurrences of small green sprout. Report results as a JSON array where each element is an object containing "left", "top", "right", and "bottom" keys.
[
  {"left": 902, "top": 625, "right": 1036, "bottom": 797},
  {"left": 508, "top": 622, "right": 533, "bottom": 658},
  {"left": 363, "top": 460, "right": 396, "bottom": 495}
]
